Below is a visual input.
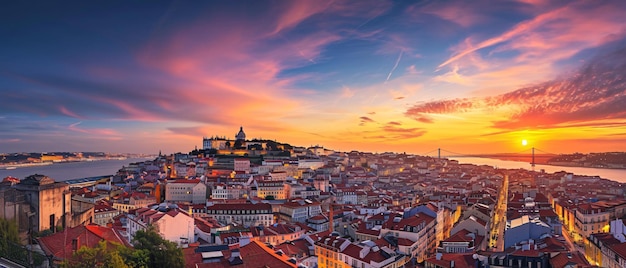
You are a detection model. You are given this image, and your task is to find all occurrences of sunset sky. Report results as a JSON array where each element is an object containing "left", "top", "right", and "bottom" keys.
[{"left": 1, "top": 0, "right": 626, "bottom": 155}]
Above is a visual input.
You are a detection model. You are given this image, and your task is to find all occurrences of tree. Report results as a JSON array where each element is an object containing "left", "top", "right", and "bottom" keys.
[
  {"left": 132, "top": 226, "right": 184, "bottom": 268},
  {"left": 104, "top": 251, "right": 131, "bottom": 268},
  {"left": 0, "top": 218, "right": 19, "bottom": 256},
  {"left": 118, "top": 246, "right": 149, "bottom": 268},
  {"left": 69, "top": 240, "right": 107, "bottom": 268}
]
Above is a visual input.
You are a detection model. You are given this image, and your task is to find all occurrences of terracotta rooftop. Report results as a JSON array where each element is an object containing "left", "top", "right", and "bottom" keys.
[
  {"left": 424, "top": 253, "right": 477, "bottom": 268},
  {"left": 549, "top": 251, "right": 592, "bottom": 268},
  {"left": 38, "top": 224, "right": 129, "bottom": 261}
]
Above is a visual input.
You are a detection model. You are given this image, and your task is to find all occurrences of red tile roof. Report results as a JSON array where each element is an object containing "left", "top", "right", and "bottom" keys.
[
  {"left": 274, "top": 241, "right": 308, "bottom": 257},
  {"left": 207, "top": 202, "right": 272, "bottom": 211},
  {"left": 549, "top": 251, "right": 592, "bottom": 268},
  {"left": 170, "top": 179, "right": 201, "bottom": 184},
  {"left": 38, "top": 224, "right": 129, "bottom": 261},
  {"left": 190, "top": 240, "right": 297, "bottom": 268},
  {"left": 424, "top": 253, "right": 477, "bottom": 268},
  {"left": 610, "top": 242, "right": 626, "bottom": 260}
]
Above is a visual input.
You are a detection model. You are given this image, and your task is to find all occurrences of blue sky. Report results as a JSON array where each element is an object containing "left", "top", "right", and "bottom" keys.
[{"left": 2, "top": 0, "right": 626, "bottom": 154}]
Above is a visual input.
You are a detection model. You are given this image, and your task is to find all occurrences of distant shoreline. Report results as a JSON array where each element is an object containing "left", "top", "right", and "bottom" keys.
[
  {"left": 477, "top": 155, "right": 626, "bottom": 171},
  {"left": 0, "top": 157, "right": 143, "bottom": 170}
]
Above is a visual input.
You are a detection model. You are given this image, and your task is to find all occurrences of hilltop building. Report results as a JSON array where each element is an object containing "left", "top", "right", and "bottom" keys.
[
  {"left": 235, "top": 126, "right": 246, "bottom": 141},
  {"left": 202, "top": 126, "right": 247, "bottom": 150}
]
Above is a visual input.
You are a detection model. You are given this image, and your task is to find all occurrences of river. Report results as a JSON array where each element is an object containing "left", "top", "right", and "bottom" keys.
[
  {"left": 450, "top": 157, "right": 626, "bottom": 183},
  {"left": 0, "top": 158, "right": 151, "bottom": 181},
  {"left": 1, "top": 156, "right": 624, "bottom": 184}
]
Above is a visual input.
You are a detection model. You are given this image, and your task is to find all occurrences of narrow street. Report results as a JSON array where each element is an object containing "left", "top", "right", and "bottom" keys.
[
  {"left": 490, "top": 174, "right": 508, "bottom": 251},
  {"left": 560, "top": 226, "right": 585, "bottom": 255}
]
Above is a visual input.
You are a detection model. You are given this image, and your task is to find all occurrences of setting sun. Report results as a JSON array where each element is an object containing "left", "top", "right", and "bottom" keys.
[{"left": 522, "top": 139, "right": 528, "bottom": 146}]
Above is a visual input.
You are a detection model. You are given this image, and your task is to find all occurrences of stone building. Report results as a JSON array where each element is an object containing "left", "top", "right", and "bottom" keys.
[
  {"left": 0, "top": 181, "right": 31, "bottom": 240},
  {"left": 13, "top": 174, "right": 71, "bottom": 232}
]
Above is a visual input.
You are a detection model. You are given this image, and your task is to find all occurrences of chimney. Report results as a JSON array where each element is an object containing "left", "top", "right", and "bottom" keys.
[
  {"left": 329, "top": 202, "right": 334, "bottom": 233},
  {"left": 239, "top": 236, "right": 251, "bottom": 247},
  {"left": 231, "top": 249, "right": 241, "bottom": 259}
]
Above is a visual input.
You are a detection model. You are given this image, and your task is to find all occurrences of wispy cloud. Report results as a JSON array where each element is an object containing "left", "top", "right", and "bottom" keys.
[
  {"left": 68, "top": 121, "right": 121, "bottom": 138},
  {"left": 359, "top": 116, "right": 375, "bottom": 126},
  {"left": 385, "top": 50, "right": 403, "bottom": 82}
]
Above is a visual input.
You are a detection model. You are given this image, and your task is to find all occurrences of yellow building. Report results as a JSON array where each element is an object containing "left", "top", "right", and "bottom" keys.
[
  {"left": 315, "top": 236, "right": 349, "bottom": 268},
  {"left": 41, "top": 154, "right": 63, "bottom": 162},
  {"left": 315, "top": 235, "right": 407, "bottom": 268},
  {"left": 256, "top": 180, "right": 286, "bottom": 200}
]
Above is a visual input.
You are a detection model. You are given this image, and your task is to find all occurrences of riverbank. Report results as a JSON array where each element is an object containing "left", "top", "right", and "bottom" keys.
[
  {"left": 0, "top": 157, "right": 130, "bottom": 170},
  {"left": 450, "top": 157, "right": 626, "bottom": 183},
  {"left": 0, "top": 157, "right": 150, "bottom": 181},
  {"left": 0, "top": 162, "right": 53, "bottom": 170},
  {"left": 482, "top": 156, "right": 626, "bottom": 170}
]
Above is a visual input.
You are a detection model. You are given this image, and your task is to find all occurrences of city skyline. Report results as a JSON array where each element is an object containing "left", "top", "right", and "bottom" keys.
[{"left": 2, "top": 1, "right": 626, "bottom": 154}]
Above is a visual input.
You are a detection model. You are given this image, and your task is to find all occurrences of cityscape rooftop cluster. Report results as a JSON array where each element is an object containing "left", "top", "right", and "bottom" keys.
[{"left": 1, "top": 127, "right": 625, "bottom": 267}]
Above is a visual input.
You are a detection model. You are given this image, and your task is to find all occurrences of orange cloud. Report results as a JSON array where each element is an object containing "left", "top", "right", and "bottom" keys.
[{"left": 408, "top": 46, "right": 626, "bottom": 130}]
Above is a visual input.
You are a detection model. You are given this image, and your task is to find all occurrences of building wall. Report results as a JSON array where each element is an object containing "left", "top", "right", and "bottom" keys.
[
  {"left": 575, "top": 209, "right": 610, "bottom": 241},
  {"left": 155, "top": 213, "right": 195, "bottom": 246},
  {"left": 127, "top": 209, "right": 195, "bottom": 246},
  {"left": 192, "top": 183, "right": 206, "bottom": 204},
  {"left": 315, "top": 245, "right": 347, "bottom": 268},
  {"left": 504, "top": 221, "right": 551, "bottom": 249},
  {"left": 257, "top": 181, "right": 286, "bottom": 199},
  {"left": 112, "top": 203, "right": 135, "bottom": 213},
  {"left": 0, "top": 188, "right": 30, "bottom": 237},
  {"left": 234, "top": 159, "right": 251, "bottom": 173},
  {"left": 94, "top": 210, "right": 119, "bottom": 226},
  {"left": 166, "top": 182, "right": 206, "bottom": 204},
  {"left": 279, "top": 204, "right": 322, "bottom": 223},
  {"left": 15, "top": 182, "right": 72, "bottom": 233},
  {"left": 206, "top": 204, "right": 274, "bottom": 227}
]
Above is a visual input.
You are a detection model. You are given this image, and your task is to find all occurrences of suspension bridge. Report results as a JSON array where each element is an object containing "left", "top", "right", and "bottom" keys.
[{"left": 419, "top": 147, "right": 560, "bottom": 167}]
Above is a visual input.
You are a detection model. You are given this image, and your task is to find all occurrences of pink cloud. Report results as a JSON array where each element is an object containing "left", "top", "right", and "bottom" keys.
[
  {"left": 408, "top": 46, "right": 626, "bottom": 130},
  {"left": 419, "top": 1, "right": 491, "bottom": 28},
  {"left": 59, "top": 106, "right": 83, "bottom": 119},
  {"left": 438, "top": 1, "right": 626, "bottom": 69},
  {"left": 68, "top": 122, "right": 122, "bottom": 138},
  {"left": 270, "top": 1, "right": 334, "bottom": 35}
]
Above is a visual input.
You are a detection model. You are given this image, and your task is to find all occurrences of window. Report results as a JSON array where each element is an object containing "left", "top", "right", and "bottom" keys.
[{"left": 50, "top": 214, "right": 56, "bottom": 231}]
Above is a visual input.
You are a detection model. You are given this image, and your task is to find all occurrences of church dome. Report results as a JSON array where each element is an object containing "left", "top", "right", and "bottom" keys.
[{"left": 236, "top": 126, "right": 246, "bottom": 141}]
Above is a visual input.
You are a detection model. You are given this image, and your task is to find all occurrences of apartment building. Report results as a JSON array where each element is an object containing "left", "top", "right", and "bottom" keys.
[
  {"left": 127, "top": 204, "right": 195, "bottom": 247},
  {"left": 165, "top": 179, "right": 207, "bottom": 204},
  {"left": 206, "top": 202, "right": 273, "bottom": 227}
]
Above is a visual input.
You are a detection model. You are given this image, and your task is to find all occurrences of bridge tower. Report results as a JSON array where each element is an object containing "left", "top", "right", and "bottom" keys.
[
  {"left": 438, "top": 148, "right": 441, "bottom": 159},
  {"left": 531, "top": 147, "right": 535, "bottom": 167}
]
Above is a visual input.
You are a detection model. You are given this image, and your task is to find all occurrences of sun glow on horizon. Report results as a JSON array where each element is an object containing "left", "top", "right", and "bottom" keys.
[{"left": 522, "top": 139, "right": 528, "bottom": 146}]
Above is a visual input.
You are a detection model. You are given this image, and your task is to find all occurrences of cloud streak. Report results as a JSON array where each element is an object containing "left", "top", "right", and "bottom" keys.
[{"left": 385, "top": 50, "right": 403, "bottom": 82}]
